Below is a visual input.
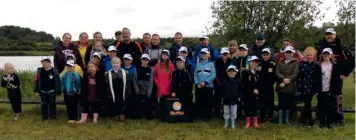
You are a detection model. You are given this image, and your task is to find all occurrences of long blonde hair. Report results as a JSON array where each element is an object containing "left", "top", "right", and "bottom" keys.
[
  {"left": 303, "top": 47, "right": 317, "bottom": 62},
  {"left": 228, "top": 40, "right": 239, "bottom": 58}
]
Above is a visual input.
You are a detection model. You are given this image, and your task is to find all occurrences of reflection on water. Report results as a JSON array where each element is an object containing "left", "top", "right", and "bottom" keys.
[{"left": 0, "top": 56, "right": 54, "bottom": 71}]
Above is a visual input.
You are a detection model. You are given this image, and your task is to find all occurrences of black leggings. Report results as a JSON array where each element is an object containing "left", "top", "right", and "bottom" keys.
[
  {"left": 317, "top": 92, "right": 335, "bottom": 126},
  {"left": 278, "top": 93, "right": 294, "bottom": 110},
  {"left": 64, "top": 95, "right": 78, "bottom": 120},
  {"left": 8, "top": 90, "right": 22, "bottom": 113},
  {"left": 195, "top": 87, "right": 214, "bottom": 120},
  {"left": 83, "top": 101, "right": 100, "bottom": 113},
  {"left": 303, "top": 94, "right": 313, "bottom": 124},
  {"left": 244, "top": 95, "right": 258, "bottom": 117}
]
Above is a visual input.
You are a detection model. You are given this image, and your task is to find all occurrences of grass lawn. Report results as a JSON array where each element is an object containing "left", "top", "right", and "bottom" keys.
[{"left": 0, "top": 74, "right": 354, "bottom": 140}]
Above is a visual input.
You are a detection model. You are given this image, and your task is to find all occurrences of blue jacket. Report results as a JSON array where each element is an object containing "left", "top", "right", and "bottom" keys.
[
  {"left": 121, "top": 64, "right": 137, "bottom": 83},
  {"left": 169, "top": 43, "right": 193, "bottom": 61},
  {"left": 61, "top": 71, "right": 81, "bottom": 95},
  {"left": 194, "top": 60, "right": 216, "bottom": 88},
  {"left": 104, "top": 57, "right": 112, "bottom": 72},
  {"left": 192, "top": 43, "right": 220, "bottom": 70}
]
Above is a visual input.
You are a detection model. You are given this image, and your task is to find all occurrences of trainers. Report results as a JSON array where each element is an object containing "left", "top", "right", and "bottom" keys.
[
  {"left": 12, "top": 113, "right": 20, "bottom": 121},
  {"left": 68, "top": 120, "right": 76, "bottom": 124}
]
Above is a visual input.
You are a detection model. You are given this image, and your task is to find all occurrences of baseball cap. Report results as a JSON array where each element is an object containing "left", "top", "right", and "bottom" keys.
[
  {"left": 123, "top": 54, "right": 133, "bottom": 60},
  {"left": 220, "top": 47, "right": 230, "bottom": 54},
  {"left": 239, "top": 44, "right": 248, "bottom": 51},
  {"left": 107, "top": 45, "right": 117, "bottom": 52},
  {"left": 141, "top": 54, "right": 151, "bottom": 60},
  {"left": 162, "top": 49, "right": 170, "bottom": 55},
  {"left": 176, "top": 56, "right": 186, "bottom": 62},
  {"left": 66, "top": 60, "right": 75, "bottom": 67},
  {"left": 248, "top": 56, "right": 259, "bottom": 62},
  {"left": 41, "top": 56, "right": 51, "bottom": 62},
  {"left": 283, "top": 46, "right": 295, "bottom": 53},
  {"left": 226, "top": 65, "right": 238, "bottom": 72},
  {"left": 93, "top": 52, "right": 102, "bottom": 60},
  {"left": 262, "top": 48, "right": 271, "bottom": 54},
  {"left": 201, "top": 48, "right": 210, "bottom": 54},
  {"left": 325, "top": 28, "right": 336, "bottom": 34},
  {"left": 256, "top": 34, "right": 265, "bottom": 40},
  {"left": 200, "top": 35, "right": 209, "bottom": 41},
  {"left": 322, "top": 48, "right": 333, "bottom": 54},
  {"left": 179, "top": 46, "right": 188, "bottom": 52}
]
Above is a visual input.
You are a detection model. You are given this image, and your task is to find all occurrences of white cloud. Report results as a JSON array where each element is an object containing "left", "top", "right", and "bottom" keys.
[{"left": 0, "top": 0, "right": 337, "bottom": 40}]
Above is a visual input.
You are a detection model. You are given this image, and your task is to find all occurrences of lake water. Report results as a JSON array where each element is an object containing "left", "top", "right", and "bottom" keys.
[{"left": 0, "top": 56, "right": 54, "bottom": 71}]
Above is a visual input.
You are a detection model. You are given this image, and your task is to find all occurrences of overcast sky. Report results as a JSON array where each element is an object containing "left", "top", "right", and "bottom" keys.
[{"left": 0, "top": 0, "right": 337, "bottom": 39}]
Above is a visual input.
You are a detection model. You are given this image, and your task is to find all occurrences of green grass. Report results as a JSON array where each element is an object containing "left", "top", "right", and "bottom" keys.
[{"left": 0, "top": 71, "right": 354, "bottom": 139}]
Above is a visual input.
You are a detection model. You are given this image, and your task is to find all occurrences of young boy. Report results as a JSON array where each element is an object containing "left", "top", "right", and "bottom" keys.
[
  {"left": 104, "top": 45, "right": 117, "bottom": 72},
  {"left": 171, "top": 56, "right": 193, "bottom": 121},
  {"left": 121, "top": 54, "right": 139, "bottom": 118},
  {"left": 61, "top": 60, "right": 81, "bottom": 123},
  {"left": 136, "top": 54, "right": 154, "bottom": 119},
  {"left": 222, "top": 65, "right": 240, "bottom": 129},
  {"left": 214, "top": 47, "right": 232, "bottom": 116},
  {"left": 34, "top": 56, "right": 61, "bottom": 122},
  {"left": 177, "top": 46, "right": 194, "bottom": 77},
  {"left": 60, "top": 54, "right": 83, "bottom": 78},
  {"left": 258, "top": 48, "right": 276, "bottom": 122}
]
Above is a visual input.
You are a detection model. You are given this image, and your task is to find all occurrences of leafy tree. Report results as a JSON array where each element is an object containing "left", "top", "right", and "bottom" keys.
[{"left": 335, "top": 0, "right": 355, "bottom": 46}]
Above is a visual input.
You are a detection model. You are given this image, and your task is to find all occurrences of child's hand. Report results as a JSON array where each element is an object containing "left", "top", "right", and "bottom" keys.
[
  {"left": 283, "top": 79, "right": 290, "bottom": 84},
  {"left": 253, "top": 89, "right": 259, "bottom": 95},
  {"left": 35, "top": 93, "right": 40, "bottom": 97},
  {"left": 200, "top": 82, "right": 206, "bottom": 87},
  {"left": 172, "top": 92, "right": 176, "bottom": 97},
  {"left": 197, "top": 84, "right": 202, "bottom": 88}
]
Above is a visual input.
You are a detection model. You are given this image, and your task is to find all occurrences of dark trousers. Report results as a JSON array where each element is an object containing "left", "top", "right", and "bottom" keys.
[
  {"left": 83, "top": 101, "right": 100, "bottom": 113},
  {"left": 317, "top": 92, "right": 334, "bottom": 127},
  {"left": 195, "top": 87, "right": 214, "bottom": 120},
  {"left": 244, "top": 95, "right": 258, "bottom": 117},
  {"left": 39, "top": 92, "right": 56, "bottom": 120},
  {"left": 108, "top": 99, "right": 126, "bottom": 117},
  {"left": 178, "top": 94, "right": 193, "bottom": 120},
  {"left": 64, "top": 95, "right": 78, "bottom": 120},
  {"left": 303, "top": 94, "right": 313, "bottom": 125},
  {"left": 126, "top": 94, "right": 150, "bottom": 119},
  {"left": 259, "top": 90, "right": 275, "bottom": 118},
  {"left": 278, "top": 93, "right": 294, "bottom": 110},
  {"left": 8, "top": 90, "right": 22, "bottom": 113},
  {"left": 213, "top": 86, "right": 223, "bottom": 116}
]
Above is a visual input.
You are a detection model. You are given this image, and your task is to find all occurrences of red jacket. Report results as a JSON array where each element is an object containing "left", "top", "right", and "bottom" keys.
[{"left": 153, "top": 61, "right": 175, "bottom": 98}]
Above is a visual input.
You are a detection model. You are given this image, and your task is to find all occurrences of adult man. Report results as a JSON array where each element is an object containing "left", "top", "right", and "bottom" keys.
[
  {"left": 169, "top": 32, "right": 192, "bottom": 61},
  {"left": 316, "top": 28, "right": 355, "bottom": 125},
  {"left": 116, "top": 28, "right": 143, "bottom": 66},
  {"left": 140, "top": 33, "right": 152, "bottom": 53},
  {"left": 192, "top": 35, "right": 219, "bottom": 70},
  {"left": 111, "top": 31, "right": 123, "bottom": 47},
  {"left": 248, "top": 34, "right": 274, "bottom": 60}
]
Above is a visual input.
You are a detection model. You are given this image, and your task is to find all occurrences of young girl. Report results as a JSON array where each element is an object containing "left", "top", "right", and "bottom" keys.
[
  {"left": 232, "top": 44, "right": 250, "bottom": 77},
  {"left": 105, "top": 57, "right": 130, "bottom": 121},
  {"left": 222, "top": 65, "right": 240, "bottom": 129},
  {"left": 77, "top": 61, "right": 104, "bottom": 124},
  {"left": 297, "top": 47, "right": 321, "bottom": 127},
  {"left": 275, "top": 39, "right": 303, "bottom": 63},
  {"left": 171, "top": 56, "right": 193, "bottom": 121},
  {"left": 61, "top": 60, "right": 81, "bottom": 123},
  {"left": 194, "top": 48, "right": 216, "bottom": 121},
  {"left": 104, "top": 45, "right": 118, "bottom": 72},
  {"left": 227, "top": 40, "right": 239, "bottom": 59},
  {"left": 1, "top": 63, "right": 21, "bottom": 121},
  {"left": 60, "top": 54, "right": 84, "bottom": 78},
  {"left": 275, "top": 46, "right": 299, "bottom": 125},
  {"left": 241, "top": 56, "right": 260, "bottom": 128},
  {"left": 318, "top": 48, "right": 341, "bottom": 129}
]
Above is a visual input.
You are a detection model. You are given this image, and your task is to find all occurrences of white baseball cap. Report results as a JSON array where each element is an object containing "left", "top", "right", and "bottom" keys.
[
  {"left": 107, "top": 45, "right": 117, "bottom": 52},
  {"left": 141, "top": 54, "right": 151, "bottom": 60},
  {"left": 66, "top": 60, "right": 75, "bottom": 67},
  {"left": 162, "top": 49, "right": 170, "bottom": 55},
  {"left": 322, "top": 48, "right": 333, "bottom": 54},
  {"left": 262, "top": 48, "right": 271, "bottom": 54},
  {"left": 220, "top": 47, "right": 230, "bottom": 54},
  {"left": 123, "top": 54, "right": 133, "bottom": 60},
  {"left": 41, "top": 56, "right": 51, "bottom": 62},
  {"left": 226, "top": 65, "right": 238, "bottom": 72},
  {"left": 283, "top": 46, "right": 295, "bottom": 53},
  {"left": 200, "top": 35, "right": 209, "bottom": 40},
  {"left": 248, "top": 56, "right": 259, "bottom": 62},
  {"left": 179, "top": 46, "right": 188, "bottom": 52},
  {"left": 176, "top": 56, "right": 186, "bottom": 62},
  {"left": 201, "top": 48, "right": 210, "bottom": 54},
  {"left": 325, "top": 28, "right": 336, "bottom": 34},
  {"left": 239, "top": 44, "right": 248, "bottom": 51},
  {"left": 93, "top": 52, "right": 102, "bottom": 60}
]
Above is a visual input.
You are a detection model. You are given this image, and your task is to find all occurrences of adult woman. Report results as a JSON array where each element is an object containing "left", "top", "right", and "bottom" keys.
[
  {"left": 76, "top": 32, "right": 90, "bottom": 69},
  {"left": 275, "top": 39, "right": 303, "bottom": 63},
  {"left": 228, "top": 40, "right": 239, "bottom": 59},
  {"left": 54, "top": 33, "right": 83, "bottom": 73},
  {"left": 84, "top": 32, "right": 107, "bottom": 66}
]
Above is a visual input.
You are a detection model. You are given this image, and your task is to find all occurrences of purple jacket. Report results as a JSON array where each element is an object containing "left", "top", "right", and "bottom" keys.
[{"left": 53, "top": 42, "right": 83, "bottom": 73}]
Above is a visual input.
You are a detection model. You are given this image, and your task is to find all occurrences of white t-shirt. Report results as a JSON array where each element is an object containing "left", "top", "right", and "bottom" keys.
[{"left": 321, "top": 62, "right": 332, "bottom": 92}]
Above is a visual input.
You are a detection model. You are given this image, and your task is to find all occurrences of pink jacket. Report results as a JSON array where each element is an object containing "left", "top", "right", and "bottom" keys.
[{"left": 153, "top": 61, "right": 175, "bottom": 99}]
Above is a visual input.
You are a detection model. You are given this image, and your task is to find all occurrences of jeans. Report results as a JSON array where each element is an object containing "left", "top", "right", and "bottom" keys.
[
  {"left": 223, "top": 105, "right": 237, "bottom": 120},
  {"left": 39, "top": 91, "right": 56, "bottom": 120}
]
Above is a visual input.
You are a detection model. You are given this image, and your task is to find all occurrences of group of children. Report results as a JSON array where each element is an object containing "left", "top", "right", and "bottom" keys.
[{"left": 0, "top": 43, "right": 345, "bottom": 129}]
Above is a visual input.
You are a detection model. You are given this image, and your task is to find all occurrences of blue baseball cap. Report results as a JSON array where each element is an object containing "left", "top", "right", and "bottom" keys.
[{"left": 256, "top": 34, "right": 264, "bottom": 40}]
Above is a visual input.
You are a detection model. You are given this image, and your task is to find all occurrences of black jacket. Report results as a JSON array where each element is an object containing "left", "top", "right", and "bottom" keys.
[
  {"left": 54, "top": 42, "right": 83, "bottom": 73},
  {"left": 170, "top": 69, "right": 193, "bottom": 98},
  {"left": 34, "top": 67, "right": 61, "bottom": 95},
  {"left": 169, "top": 43, "right": 193, "bottom": 61},
  {"left": 258, "top": 60, "right": 276, "bottom": 93},
  {"left": 318, "top": 62, "right": 343, "bottom": 95},
  {"left": 80, "top": 72, "right": 105, "bottom": 104},
  {"left": 317, "top": 38, "right": 355, "bottom": 76},
  {"left": 1, "top": 73, "right": 21, "bottom": 93},
  {"left": 214, "top": 58, "right": 232, "bottom": 86},
  {"left": 231, "top": 56, "right": 248, "bottom": 78},
  {"left": 222, "top": 77, "right": 241, "bottom": 105},
  {"left": 116, "top": 40, "right": 143, "bottom": 67},
  {"left": 248, "top": 43, "right": 275, "bottom": 60},
  {"left": 241, "top": 70, "right": 260, "bottom": 99},
  {"left": 297, "top": 61, "right": 322, "bottom": 95}
]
